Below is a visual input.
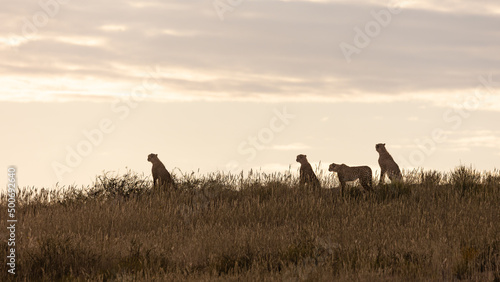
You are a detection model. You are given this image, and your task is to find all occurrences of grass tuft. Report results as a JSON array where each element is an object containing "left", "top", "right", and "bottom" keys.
[{"left": 451, "top": 165, "right": 482, "bottom": 194}]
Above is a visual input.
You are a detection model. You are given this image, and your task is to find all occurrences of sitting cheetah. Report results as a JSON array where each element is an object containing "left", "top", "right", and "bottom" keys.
[
  {"left": 375, "top": 143, "right": 402, "bottom": 184},
  {"left": 329, "top": 163, "right": 373, "bottom": 196},
  {"left": 147, "top": 153, "right": 176, "bottom": 189},
  {"left": 296, "top": 154, "right": 321, "bottom": 189}
]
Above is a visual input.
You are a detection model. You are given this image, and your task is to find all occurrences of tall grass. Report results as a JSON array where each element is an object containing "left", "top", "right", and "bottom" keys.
[{"left": 0, "top": 165, "right": 498, "bottom": 281}]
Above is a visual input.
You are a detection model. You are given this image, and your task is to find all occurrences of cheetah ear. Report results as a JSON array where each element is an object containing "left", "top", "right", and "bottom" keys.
[
  {"left": 383, "top": 143, "right": 386, "bottom": 146},
  {"left": 155, "top": 154, "right": 158, "bottom": 157}
]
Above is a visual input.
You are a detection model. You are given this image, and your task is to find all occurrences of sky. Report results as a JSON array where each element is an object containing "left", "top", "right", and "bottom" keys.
[{"left": 1, "top": 0, "right": 499, "bottom": 188}]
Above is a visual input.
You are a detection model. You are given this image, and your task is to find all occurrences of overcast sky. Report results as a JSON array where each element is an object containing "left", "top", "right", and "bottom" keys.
[{"left": 1, "top": 0, "right": 499, "bottom": 187}]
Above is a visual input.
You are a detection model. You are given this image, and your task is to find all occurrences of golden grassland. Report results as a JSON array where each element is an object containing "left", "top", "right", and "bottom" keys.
[{"left": 1, "top": 166, "right": 499, "bottom": 281}]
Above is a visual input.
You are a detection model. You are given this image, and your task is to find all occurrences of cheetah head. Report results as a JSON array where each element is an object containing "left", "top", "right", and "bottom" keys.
[
  {"left": 375, "top": 143, "right": 386, "bottom": 153},
  {"left": 147, "top": 153, "right": 158, "bottom": 162},
  {"left": 296, "top": 154, "right": 307, "bottom": 163},
  {"left": 328, "top": 163, "right": 340, "bottom": 172}
]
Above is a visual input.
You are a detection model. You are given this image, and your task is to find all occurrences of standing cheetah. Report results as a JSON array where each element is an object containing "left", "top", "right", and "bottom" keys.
[
  {"left": 147, "top": 153, "right": 176, "bottom": 189},
  {"left": 329, "top": 163, "right": 372, "bottom": 196},
  {"left": 375, "top": 143, "right": 402, "bottom": 184},
  {"left": 296, "top": 154, "right": 321, "bottom": 189}
]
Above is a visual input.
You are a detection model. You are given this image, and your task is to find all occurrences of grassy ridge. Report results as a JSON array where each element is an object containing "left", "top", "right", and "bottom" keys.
[{"left": 1, "top": 166, "right": 499, "bottom": 281}]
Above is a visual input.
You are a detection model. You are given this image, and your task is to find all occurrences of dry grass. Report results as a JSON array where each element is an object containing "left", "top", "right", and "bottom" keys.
[{"left": 0, "top": 166, "right": 499, "bottom": 281}]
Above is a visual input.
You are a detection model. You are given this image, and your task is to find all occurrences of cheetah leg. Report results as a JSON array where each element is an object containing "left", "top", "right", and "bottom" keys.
[
  {"left": 379, "top": 169, "right": 386, "bottom": 185},
  {"left": 299, "top": 176, "right": 306, "bottom": 189},
  {"left": 388, "top": 171, "right": 401, "bottom": 183},
  {"left": 159, "top": 178, "right": 167, "bottom": 189},
  {"left": 361, "top": 179, "right": 371, "bottom": 191},
  {"left": 388, "top": 172, "right": 395, "bottom": 182},
  {"left": 395, "top": 170, "right": 403, "bottom": 181}
]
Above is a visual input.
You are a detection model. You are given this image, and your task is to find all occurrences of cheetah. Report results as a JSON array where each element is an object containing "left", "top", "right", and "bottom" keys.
[
  {"left": 147, "top": 153, "right": 176, "bottom": 189},
  {"left": 329, "top": 163, "right": 373, "bottom": 196},
  {"left": 296, "top": 154, "right": 321, "bottom": 189},
  {"left": 375, "top": 143, "right": 402, "bottom": 184}
]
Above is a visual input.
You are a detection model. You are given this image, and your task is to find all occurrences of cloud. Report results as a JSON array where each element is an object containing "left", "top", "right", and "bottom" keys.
[
  {"left": 1, "top": 0, "right": 500, "bottom": 104},
  {"left": 280, "top": 0, "right": 500, "bottom": 15},
  {"left": 445, "top": 130, "right": 500, "bottom": 150},
  {"left": 396, "top": 130, "right": 500, "bottom": 154}
]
